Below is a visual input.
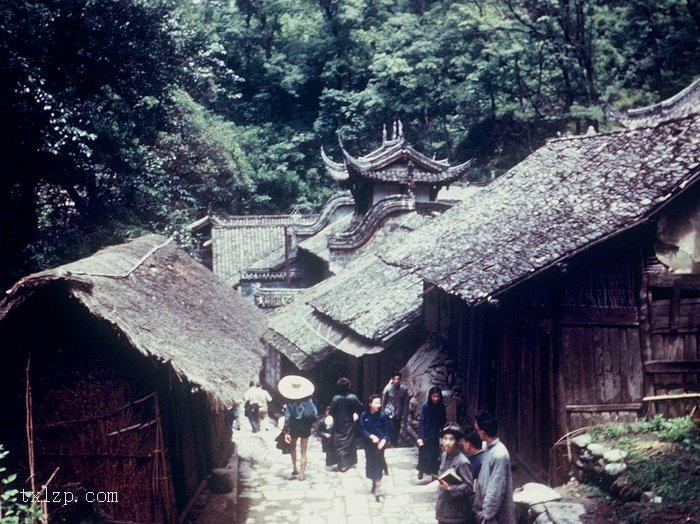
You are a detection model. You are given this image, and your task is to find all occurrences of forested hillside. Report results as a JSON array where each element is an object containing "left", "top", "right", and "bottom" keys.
[{"left": 1, "top": 0, "right": 699, "bottom": 288}]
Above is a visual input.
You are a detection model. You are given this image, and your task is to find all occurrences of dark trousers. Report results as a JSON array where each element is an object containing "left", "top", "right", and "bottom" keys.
[{"left": 388, "top": 417, "right": 401, "bottom": 446}]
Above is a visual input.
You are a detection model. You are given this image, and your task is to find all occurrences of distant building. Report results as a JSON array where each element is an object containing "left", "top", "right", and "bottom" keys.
[{"left": 192, "top": 121, "right": 474, "bottom": 402}]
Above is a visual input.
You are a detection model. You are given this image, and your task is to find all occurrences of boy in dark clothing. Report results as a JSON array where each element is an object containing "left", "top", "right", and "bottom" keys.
[{"left": 436, "top": 423, "right": 474, "bottom": 524}]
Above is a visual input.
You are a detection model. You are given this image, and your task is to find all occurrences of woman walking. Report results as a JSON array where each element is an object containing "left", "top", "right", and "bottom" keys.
[
  {"left": 416, "top": 385, "right": 447, "bottom": 479},
  {"left": 359, "top": 394, "right": 391, "bottom": 500},
  {"left": 279, "top": 375, "right": 317, "bottom": 481},
  {"left": 329, "top": 377, "right": 363, "bottom": 472}
]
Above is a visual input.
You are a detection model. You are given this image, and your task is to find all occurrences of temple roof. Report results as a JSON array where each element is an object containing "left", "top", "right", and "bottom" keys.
[
  {"left": 322, "top": 120, "right": 471, "bottom": 184},
  {"left": 385, "top": 113, "right": 700, "bottom": 304},
  {"left": 608, "top": 77, "right": 700, "bottom": 129},
  {"left": 208, "top": 213, "right": 316, "bottom": 286}
]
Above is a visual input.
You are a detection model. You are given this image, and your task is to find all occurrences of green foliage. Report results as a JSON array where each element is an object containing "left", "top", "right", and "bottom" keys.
[
  {"left": 0, "top": 444, "right": 41, "bottom": 523},
  {"left": 590, "top": 415, "right": 697, "bottom": 443},
  {"left": 1, "top": 0, "right": 699, "bottom": 284},
  {"left": 589, "top": 416, "right": 700, "bottom": 512}
]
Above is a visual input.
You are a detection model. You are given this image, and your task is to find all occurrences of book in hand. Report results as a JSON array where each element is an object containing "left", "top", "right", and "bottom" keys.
[{"left": 434, "top": 467, "right": 463, "bottom": 486}]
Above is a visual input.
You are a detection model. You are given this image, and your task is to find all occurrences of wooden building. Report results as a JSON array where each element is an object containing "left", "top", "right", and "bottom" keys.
[
  {"left": 0, "top": 235, "right": 267, "bottom": 523},
  {"left": 386, "top": 95, "right": 700, "bottom": 478}
]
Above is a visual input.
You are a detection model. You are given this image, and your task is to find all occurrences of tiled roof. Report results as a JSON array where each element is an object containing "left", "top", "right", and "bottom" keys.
[
  {"left": 211, "top": 214, "right": 316, "bottom": 284},
  {"left": 297, "top": 214, "right": 353, "bottom": 263},
  {"left": 609, "top": 77, "right": 700, "bottom": 129},
  {"left": 264, "top": 213, "right": 434, "bottom": 368},
  {"left": 384, "top": 114, "right": 700, "bottom": 304},
  {"left": 322, "top": 121, "right": 471, "bottom": 184}
]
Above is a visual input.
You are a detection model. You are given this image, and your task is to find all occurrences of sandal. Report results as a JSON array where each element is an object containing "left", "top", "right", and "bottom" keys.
[{"left": 291, "top": 469, "right": 299, "bottom": 477}]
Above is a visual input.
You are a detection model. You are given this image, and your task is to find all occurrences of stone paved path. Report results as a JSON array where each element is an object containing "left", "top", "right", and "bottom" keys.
[{"left": 235, "top": 427, "right": 439, "bottom": 524}]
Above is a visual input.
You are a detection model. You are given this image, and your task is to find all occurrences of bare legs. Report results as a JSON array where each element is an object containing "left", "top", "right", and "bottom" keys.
[
  {"left": 289, "top": 436, "right": 298, "bottom": 475},
  {"left": 288, "top": 436, "right": 309, "bottom": 480},
  {"left": 298, "top": 437, "right": 309, "bottom": 480}
]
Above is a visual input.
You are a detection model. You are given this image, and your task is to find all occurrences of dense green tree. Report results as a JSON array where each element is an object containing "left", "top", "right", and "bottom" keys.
[{"left": 1, "top": 0, "right": 698, "bottom": 286}]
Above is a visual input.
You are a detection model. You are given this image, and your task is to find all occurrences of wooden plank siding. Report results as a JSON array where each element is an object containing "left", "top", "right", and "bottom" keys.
[
  {"left": 559, "top": 322, "right": 644, "bottom": 429},
  {"left": 425, "top": 236, "right": 700, "bottom": 475},
  {"left": 646, "top": 293, "right": 700, "bottom": 415},
  {"left": 424, "top": 248, "right": 651, "bottom": 477}
]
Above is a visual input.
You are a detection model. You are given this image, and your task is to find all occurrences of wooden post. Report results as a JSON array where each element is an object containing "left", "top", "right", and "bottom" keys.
[{"left": 637, "top": 253, "right": 656, "bottom": 408}]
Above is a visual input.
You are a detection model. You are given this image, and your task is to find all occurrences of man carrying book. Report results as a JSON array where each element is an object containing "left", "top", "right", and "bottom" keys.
[{"left": 435, "top": 423, "right": 475, "bottom": 524}]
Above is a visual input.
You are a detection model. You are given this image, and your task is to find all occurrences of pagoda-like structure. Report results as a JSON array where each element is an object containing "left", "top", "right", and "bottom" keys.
[
  {"left": 322, "top": 120, "right": 472, "bottom": 215},
  {"left": 191, "top": 120, "right": 475, "bottom": 306}
]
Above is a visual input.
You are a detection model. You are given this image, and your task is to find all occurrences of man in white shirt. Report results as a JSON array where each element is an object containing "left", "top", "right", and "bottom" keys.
[
  {"left": 243, "top": 381, "right": 260, "bottom": 432},
  {"left": 253, "top": 383, "right": 273, "bottom": 430}
]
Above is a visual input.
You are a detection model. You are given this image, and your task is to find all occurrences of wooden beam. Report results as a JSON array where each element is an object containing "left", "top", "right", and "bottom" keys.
[
  {"left": 565, "top": 403, "right": 643, "bottom": 412},
  {"left": 560, "top": 307, "right": 638, "bottom": 327},
  {"left": 644, "top": 360, "right": 700, "bottom": 374},
  {"left": 647, "top": 273, "right": 700, "bottom": 289},
  {"left": 642, "top": 392, "right": 700, "bottom": 402}
]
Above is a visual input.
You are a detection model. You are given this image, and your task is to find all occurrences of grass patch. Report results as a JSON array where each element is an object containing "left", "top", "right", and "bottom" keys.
[{"left": 589, "top": 415, "right": 700, "bottom": 513}]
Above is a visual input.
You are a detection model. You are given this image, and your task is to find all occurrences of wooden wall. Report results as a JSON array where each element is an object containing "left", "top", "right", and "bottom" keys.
[
  {"left": 423, "top": 242, "right": 653, "bottom": 477},
  {"left": 644, "top": 275, "right": 700, "bottom": 415}
]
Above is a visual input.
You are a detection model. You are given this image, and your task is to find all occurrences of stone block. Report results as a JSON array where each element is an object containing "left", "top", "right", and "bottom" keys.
[
  {"left": 587, "top": 443, "right": 607, "bottom": 457},
  {"left": 571, "top": 434, "right": 592, "bottom": 449},
  {"left": 513, "top": 482, "right": 562, "bottom": 507},
  {"left": 604, "top": 463, "right": 627, "bottom": 476},
  {"left": 533, "top": 502, "right": 586, "bottom": 524}
]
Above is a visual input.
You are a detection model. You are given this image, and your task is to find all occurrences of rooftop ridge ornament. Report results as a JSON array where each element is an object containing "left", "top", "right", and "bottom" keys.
[{"left": 321, "top": 121, "right": 471, "bottom": 193}]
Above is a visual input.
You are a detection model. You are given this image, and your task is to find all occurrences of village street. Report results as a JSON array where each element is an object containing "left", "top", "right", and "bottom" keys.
[{"left": 234, "top": 425, "right": 438, "bottom": 524}]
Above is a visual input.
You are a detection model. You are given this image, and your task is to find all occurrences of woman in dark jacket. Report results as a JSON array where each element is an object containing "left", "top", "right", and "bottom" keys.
[
  {"left": 359, "top": 394, "right": 391, "bottom": 500},
  {"left": 417, "top": 385, "right": 447, "bottom": 479},
  {"left": 329, "top": 377, "right": 363, "bottom": 472}
]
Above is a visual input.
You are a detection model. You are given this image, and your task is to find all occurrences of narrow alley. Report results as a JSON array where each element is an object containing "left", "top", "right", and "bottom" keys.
[{"left": 235, "top": 427, "right": 438, "bottom": 524}]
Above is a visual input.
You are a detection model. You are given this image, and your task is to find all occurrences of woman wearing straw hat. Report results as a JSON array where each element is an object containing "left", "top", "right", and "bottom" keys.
[{"left": 279, "top": 375, "right": 317, "bottom": 481}]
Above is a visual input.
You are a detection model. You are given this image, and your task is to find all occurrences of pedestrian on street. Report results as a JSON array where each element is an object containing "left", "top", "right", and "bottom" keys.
[
  {"left": 381, "top": 371, "right": 408, "bottom": 447},
  {"left": 461, "top": 426, "right": 485, "bottom": 482},
  {"left": 225, "top": 402, "right": 240, "bottom": 431},
  {"left": 416, "top": 385, "right": 446, "bottom": 480},
  {"left": 244, "top": 381, "right": 260, "bottom": 432},
  {"left": 279, "top": 375, "right": 317, "bottom": 481},
  {"left": 359, "top": 394, "right": 391, "bottom": 501},
  {"left": 254, "top": 382, "right": 273, "bottom": 431},
  {"left": 435, "top": 423, "right": 475, "bottom": 524},
  {"left": 329, "top": 377, "right": 363, "bottom": 472},
  {"left": 472, "top": 411, "right": 515, "bottom": 524}
]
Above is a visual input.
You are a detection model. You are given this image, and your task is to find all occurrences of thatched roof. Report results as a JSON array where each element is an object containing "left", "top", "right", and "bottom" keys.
[
  {"left": 0, "top": 235, "right": 267, "bottom": 405},
  {"left": 385, "top": 114, "right": 700, "bottom": 304}
]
